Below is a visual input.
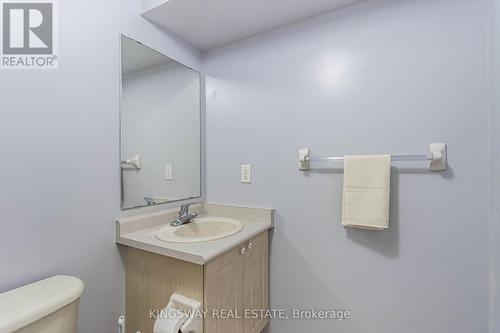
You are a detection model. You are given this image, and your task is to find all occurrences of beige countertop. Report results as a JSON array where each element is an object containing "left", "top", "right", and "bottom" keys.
[{"left": 115, "top": 203, "right": 274, "bottom": 265}]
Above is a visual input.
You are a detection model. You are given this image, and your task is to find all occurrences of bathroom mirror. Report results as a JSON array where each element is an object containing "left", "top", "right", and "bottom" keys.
[{"left": 120, "top": 35, "right": 201, "bottom": 210}]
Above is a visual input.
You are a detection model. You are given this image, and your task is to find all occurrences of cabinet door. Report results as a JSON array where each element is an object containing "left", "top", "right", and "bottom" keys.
[
  {"left": 125, "top": 248, "right": 204, "bottom": 333},
  {"left": 244, "top": 232, "right": 269, "bottom": 333},
  {"left": 204, "top": 246, "right": 244, "bottom": 333}
]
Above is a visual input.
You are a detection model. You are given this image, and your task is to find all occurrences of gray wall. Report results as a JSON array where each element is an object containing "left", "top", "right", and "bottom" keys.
[
  {"left": 490, "top": 0, "right": 500, "bottom": 331},
  {"left": 203, "top": 0, "right": 490, "bottom": 332},
  {"left": 0, "top": 0, "right": 201, "bottom": 332}
]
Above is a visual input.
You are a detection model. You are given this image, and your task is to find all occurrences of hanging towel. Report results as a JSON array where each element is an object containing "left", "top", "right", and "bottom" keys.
[{"left": 342, "top": 155, "right": 391, "bottom": 230}]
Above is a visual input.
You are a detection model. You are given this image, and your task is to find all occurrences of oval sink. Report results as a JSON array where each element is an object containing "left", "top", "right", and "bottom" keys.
[{"left": 156, "top": 217, "right": 244, "bottom": 243}]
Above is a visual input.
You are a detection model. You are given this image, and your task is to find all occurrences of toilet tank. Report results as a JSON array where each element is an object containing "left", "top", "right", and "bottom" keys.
[{"left": 0, "top": 275, "right": 84, "bottom": 333}]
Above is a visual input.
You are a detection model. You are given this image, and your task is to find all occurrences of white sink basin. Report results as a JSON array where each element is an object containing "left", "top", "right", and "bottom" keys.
[{"left": 156, "top": 217, "right": 244, "bottom": 243}]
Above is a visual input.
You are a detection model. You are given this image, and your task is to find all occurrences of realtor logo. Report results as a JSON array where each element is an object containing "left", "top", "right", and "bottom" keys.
[{"left": 1, "top": 0, "right": 58, "bottom": 69}]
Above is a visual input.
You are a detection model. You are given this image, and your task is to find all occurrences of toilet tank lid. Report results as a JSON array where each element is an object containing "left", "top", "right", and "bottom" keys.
[{"left": 0, "top": 275, "right": 84, "bottom": 332}]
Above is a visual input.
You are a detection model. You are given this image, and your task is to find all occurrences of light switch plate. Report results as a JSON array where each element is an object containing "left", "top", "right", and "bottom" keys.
[
  {"left": 165, "top": 165, "right": 173, "bottom": 180},
  {"left": 241, "top": 165, "right": 251, "bottom": 183}
]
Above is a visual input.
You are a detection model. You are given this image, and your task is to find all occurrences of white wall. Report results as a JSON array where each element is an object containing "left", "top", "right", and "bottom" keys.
[
  {"left": 121, "top": 63, "right": 201, "bottom": 208},
  {"left": 203, "top": 0, "right": 490, "bottom": 332},
  {"left": 0, "top": 0, "right": 201, "bottom": 332}
]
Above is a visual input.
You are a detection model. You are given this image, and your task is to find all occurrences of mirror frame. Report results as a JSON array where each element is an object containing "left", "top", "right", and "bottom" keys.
[{"left": 119, "top": 34, "right": 202, "bottom": 210}]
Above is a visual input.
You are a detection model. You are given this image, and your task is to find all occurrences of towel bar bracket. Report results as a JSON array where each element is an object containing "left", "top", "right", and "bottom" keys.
[
  {"left": 429, "top": 143, "right": 447, "bottom": 171},
  {"left": 298, "top": 148, "right": 310, "bottom": 170},
  {"left": 298, "top": 143, "right": 447, "bottom": 172}
]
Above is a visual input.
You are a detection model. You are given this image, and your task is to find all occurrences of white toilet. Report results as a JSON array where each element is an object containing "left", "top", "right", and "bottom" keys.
[{"left": 0, "top": 275, "right": 84, "bottom": 333}]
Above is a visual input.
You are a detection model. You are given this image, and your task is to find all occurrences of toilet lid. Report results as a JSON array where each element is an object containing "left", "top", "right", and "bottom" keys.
[{"left": 0, "top": 275, "right": 84, "bottom": 332}]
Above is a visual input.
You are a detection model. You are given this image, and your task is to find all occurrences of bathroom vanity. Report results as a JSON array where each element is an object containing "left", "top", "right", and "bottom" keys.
[{"left": 116, "top": 203, "right": 273, "bottom": 333}]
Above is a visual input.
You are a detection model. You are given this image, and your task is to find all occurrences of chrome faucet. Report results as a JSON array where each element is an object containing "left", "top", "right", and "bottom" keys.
[
  {"left": 170, "top": 203, "right": 198, "bottom": 227},
  {"left": 144, "top": 197, "right": 156, "bottom": 206}
]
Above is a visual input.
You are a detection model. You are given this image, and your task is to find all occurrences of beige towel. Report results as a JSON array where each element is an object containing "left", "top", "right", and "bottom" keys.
[{"left": 342, "top": 155, "right": 391, "bottom": 230}]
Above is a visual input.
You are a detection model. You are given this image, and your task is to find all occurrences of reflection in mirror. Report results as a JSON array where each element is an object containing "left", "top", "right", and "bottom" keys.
[{"left": 120, "top": 35, "right": 201, "bottom": 210}]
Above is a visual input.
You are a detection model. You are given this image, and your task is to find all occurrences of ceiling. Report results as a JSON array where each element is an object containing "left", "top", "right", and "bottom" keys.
[
  {"left": 141, "top": 0, "right": 367, "bottom": 50},
  {"left": 121, "top": 35, "right": 175, "bottom": 75}
]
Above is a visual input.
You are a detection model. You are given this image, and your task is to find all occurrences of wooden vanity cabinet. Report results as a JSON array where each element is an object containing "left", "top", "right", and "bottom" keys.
[
  {"left": 243, "top": 231, "right": 269, "bottom": 333},
  {"left": 205, "top": 231, "right": 269, "bottom": 333},
  {"left": 125, "top": 231, "right": 269, "bottom": 333}
]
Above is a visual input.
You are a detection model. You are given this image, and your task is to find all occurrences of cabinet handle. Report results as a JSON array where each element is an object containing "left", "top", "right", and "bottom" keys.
[
  {"left": 241, "top": 247, "right": 247, "bottom": 255},
  {"left": 248, "top": 242, "right": 254, "bottom": 250}
]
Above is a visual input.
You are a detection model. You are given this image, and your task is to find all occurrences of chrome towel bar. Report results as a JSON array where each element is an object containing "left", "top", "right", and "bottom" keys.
[{"left": 298, "top": 143, "right": 447, "bottom": 172}]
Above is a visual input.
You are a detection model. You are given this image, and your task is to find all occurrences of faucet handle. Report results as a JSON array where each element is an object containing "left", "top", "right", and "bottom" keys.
[{"left": 180, "top": 203, "right": 192, "bottom": 215}]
